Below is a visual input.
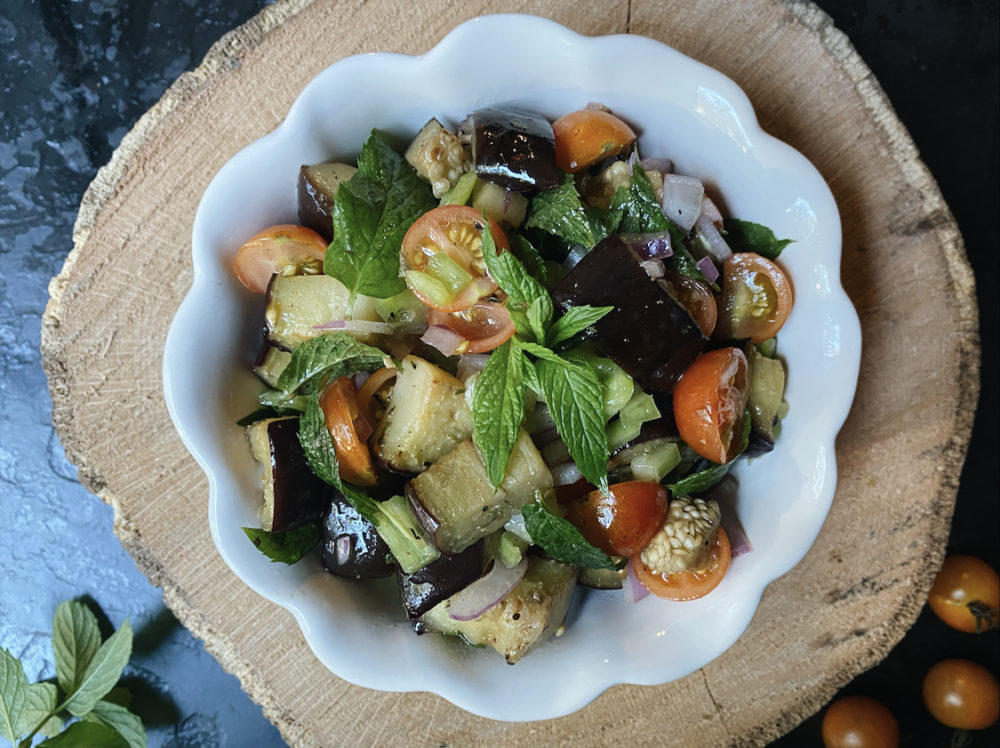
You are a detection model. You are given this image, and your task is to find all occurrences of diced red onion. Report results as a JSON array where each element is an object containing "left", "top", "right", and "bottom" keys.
[
  {"left": 334, "top": 536, "right": 352, "bottom": 567},
  {"left": 449, "top": 557, "right": 529, "bottom": 621},
  {"left": 353, "top": 371, "right": 370, "bottom": 390},
  {"left": 622, "top": 232, "right": 673, "bottom": 260},
  {"left": 457, "top": 353, "right": 491, "bottom": 380},
  {"left": 503, "top": 189, "right": 512, "bottom": 213},
  {"left": 641, "top": 157, "right": 674, "bottom": 174},
  {"left": 700, "top": 195, "right": 724, "bottom": 227},
  {"left": 626, "top": 149, "right": 638, "bottom": 176},
  {"left": 420, "top": 325, "right": 464, "bottom": 356},
  {"left": 314, "top": 319, "right": 423, "bottom": 336},
  {"left": 661, "top": 174, "right": 704, "bottom": 232},
  {"left": 504, "top": 514, "right": 533, "bottom": 544},
  {"left": 623, "top": 559, "right": 651, "bottom": 604},
  {"left": 696, "top": 256, "right": 720, "bottom": 284},
  {"left": 550, "top": 461, "right": 584, "bottom": 487},
  {"left": 564, "top": 244, "right": 588, "bottom": 269},
  {"left": 693, "top": 213, "right": 733, "bottom": 264},
  {"left": 586, "top": 101, "right": 611, "bottom": 112},
  {"left": 640, "top": 259, "right": 665, "bottom": 280},
  {"left": 707, "top": 477, "right": 753, "bottom": 558}
]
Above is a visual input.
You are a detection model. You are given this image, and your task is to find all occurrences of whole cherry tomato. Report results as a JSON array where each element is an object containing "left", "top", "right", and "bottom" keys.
[
  {"left": 922, "top": 659, "right": 999, "bottom": 730},
  {"left": 821, "top": 695, "right": 899, "bottom": 748},
  {"left": 928, "top": 555, "right": 999, "bottom": 633}
]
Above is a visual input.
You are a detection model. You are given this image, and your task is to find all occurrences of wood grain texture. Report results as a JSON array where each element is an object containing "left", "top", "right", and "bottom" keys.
[{"left": 41, "top": 0, "right": 979, "bottom": 745}]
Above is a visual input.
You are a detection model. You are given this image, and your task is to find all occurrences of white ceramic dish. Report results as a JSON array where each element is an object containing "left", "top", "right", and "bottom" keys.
[{"left": 163, "top": 14, "right": 861, "bottom": 721}]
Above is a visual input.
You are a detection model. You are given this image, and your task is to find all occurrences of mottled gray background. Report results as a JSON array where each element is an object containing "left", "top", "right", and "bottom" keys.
[{"left": 0, "top": 1, "right": 995, "bottom": 746}]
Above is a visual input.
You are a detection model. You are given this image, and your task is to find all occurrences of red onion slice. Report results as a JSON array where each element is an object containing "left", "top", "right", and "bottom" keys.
[
  {"left": 661, "top": 174, "right": 704, "bottom": 231},
  {"left": 550, "top": 461, "right": 584, "bottom": 487},
  {"left": 706, "top": 477, "right": 753, "bottom": 558},
  {"left": 696, "top": 256, "right": 720, "bottom": 284},
  {"left": 623, "top": 559, "right": 651, "bottom": 604},
  {"left": 622, "top": 232, "right": 673, "bottom": 259},
  {"left": 640, "top": 157, "right": 674, "bottom": 174},
  {"left": 456, "top": 353, "right": 490, "bottom": 380},
  {"left": 314, "top": 319, "right": 424, "bottom": 336},
  {"left": 420, "top": 324, "right": 465, "bottom": 356},
  {"left": 693, "top": 213, "right": 733, "bottom": 264},
  {"left": 449, "top": 556, "right": 529, "bottom": 621},
  {"left": 700, "top": 195, "right": 724, "bottom": 227},
  {"left": 334, "top": 536, "right": 352, "bottom": 568},
  {"left": 640, "top": 259, "right": 666, "bottom": 280}
]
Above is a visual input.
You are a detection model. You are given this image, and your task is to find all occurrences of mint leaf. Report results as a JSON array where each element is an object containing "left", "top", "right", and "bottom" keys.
[
  {"left": 526, "top": 296, "right": 551, "bottom": 345},
  {"left": 275, "top": 333, "right": 388, "bottom": 396},
  {"left": 472, "top": 341, "right": 526, "bottom": 488},
  {"left": 722, "top": 218, "right": 793, "bottom": 260},
  {"left": 242, "top": 524, "right": 320, "bottom": 565},
  {"left": 0, "top": 648, "right": 28, "bottom": 743},
  {"left": 298, "top": 391, "right": 341, "bottom": 487},
  {"left": 521, "top": 504, "right": 618, "bottom": 570},
  {"left": 510, "top": 235, "right": 548, "bottom": 284},
  {"left": 525, "top": 172, "right": 595, "bottom": 247},
  {"left": 38, "top": 721, "right": 129, "bottom": 748},
  {"left": 83, "top": 701, "right": 145, "bottom": 748},
  {"left": 324, "top": 131, "right": 436, "bottom": 299},
  {"left": 256, "top": 391, "right": 308, "bottom": 413},
  {"left": 547, "top": 305, "right": 612, "bottom": 348},
  {"left": 532, "top": 354, "right": 609, "bottom": 492},
  {"left": 61, "top": 620, "right": 132, "bottom": 718},
  {"left": 584, "top": 203, "right": 622, "bottom": 243},
  {"left": 237, "top": 406, "right": 291, "bottom": 426},
  {"left": 52, "top": 600, "right": 101, "bottom": 695},
  {"left": 17, "top": 682, "right": 60, "bottom": 738},
  {"left": 481, "top": 220, "right": 552, "bottom": 342}
]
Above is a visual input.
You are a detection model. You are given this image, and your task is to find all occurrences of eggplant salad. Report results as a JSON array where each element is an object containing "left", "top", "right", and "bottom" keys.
[{"left": 236, "top": 105, "right": 793, "bottom": 663}]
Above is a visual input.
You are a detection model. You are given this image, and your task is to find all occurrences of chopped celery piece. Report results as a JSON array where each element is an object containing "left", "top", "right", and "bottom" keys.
[
  {"left": 372, "top": 495, "right": 440, "bottom": 574},
  {"left": 606, "top": 389, "right": 660, "bottom": 450},
  {"left": 630, "top": 441, "right": 681, "bottom": 483},
  {"left": 374, "top": 289, "right": 427, "bottom": 325},
  {"left": 499, "top": 531, "right": 528, "bottom": 567},
  {"left": 578, "top": 352, "right": 634, "bottom": 419},
  {"left": 427, "top": 252, "right": 473, "bottom": 294},
  {"left": 404, "top": 269, "right": 452, "bottom": 307},
  {"left": 439, "top": 171, "right": 478, "bottom": 205},
  {"left": 755, "top": 337, "right": 778, "bottom": 358}
]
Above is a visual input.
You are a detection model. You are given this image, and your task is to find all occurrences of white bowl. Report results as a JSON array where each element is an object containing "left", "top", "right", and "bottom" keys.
[{"left": 164, "top": 14, "right": 861, "bottom": 721}]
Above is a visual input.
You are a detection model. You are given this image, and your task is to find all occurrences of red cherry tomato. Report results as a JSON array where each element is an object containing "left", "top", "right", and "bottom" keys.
[
  {"left": 319, "top": 376, "right": 377, "bottom": 487},
  {"left": 401, "top": 205, "right": 510, "bottom": 312},
  {"left": 714, "top": 252, "right": 793, "bottom": 343},
  {"left": 565, "top": 481, "right": 669, "bottom": 557},
  {"left": 632, "top": 527, "right": 731, "bottom": 601},
  {"left": 552, "top": 109, "right": 637, "bottom": 173},
  {"left": 672, "top": 347, "right": 749, "bottom": 464},
  {"left": 426, "top": 300, "right": 516, "bottom": 354},
  {"left": 821, "top": 695, "right": 899, "bottom": 748},
  {"left": 928, "top": 555, "right": 999, "bottom": 633},
  {"left": 922, "top": 659, "right": 999, "bottom": 729},
  {"left": 234, "top": 224, "right": 327, "bottom": 294},
  {"left": 661, "top": 269, "right": 718, "bottom": 337}
]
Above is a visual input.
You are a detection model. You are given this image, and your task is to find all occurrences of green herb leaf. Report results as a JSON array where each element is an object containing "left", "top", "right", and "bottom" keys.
[
  {"left": 510, "top": 235, "right": 548, "bottom": 285},
  {"left": 472, "top": 341, "right": 526, "bottom": 488},
  {"left": 236, "top": 406, "right": 288, "bottom": 427},
  {"left": 298, "top": 391, "right": 342, "bottom": 488},
  {"left": 526, "top": 296, "right": 551, "bottom": 345},
  {"left": 521, "top": 504, "right": 619, "bottom": 570},
  {"left": 38, "top": 720, "right": 129, "bottom": 748},
  {"left": 60, "top": 620, "right": 132, "bottom": 718},
  {"left": 256, "top": 391, "right": 308, "bottom": 413},
  {"left": 513, "top": 340, "right": 563, "bottom": 364},
  {"left": 52, "top": 601, "right": 102, "bottom": 696},
  {"left": 525, "top": 172, "right": 596, "bottom": 248},
  {"left": 481, "top": 222, "right": 550, "bottom": 309},
  {"left": 722, "top": 218, "right": 793, "bottom": 260},
  {"left": 242, "top": 524, "right": 321, "bottom": 565},
  {"left": 17, "top": 682, "right": 60, "bottom": 738},
  {"left": 324, "top": 131, "right": 436, "bottom": 300},
  {"left": 82, "top": 700, "right": 146, "bottom": 748},
  {"left": 0, "top": 648, "right": 28, "bottom": 743},
  {"left": 275, "top": 333, "right": 388, "bottom": 396},
  {"left": 532, "top": 354, "right": 609, "bottom": 492},
  {"left": 547, "top": 305, "right": 612, "bottom": 348},
  {"left": 584, "top": 203, "right": 623, "bottom": 243}
]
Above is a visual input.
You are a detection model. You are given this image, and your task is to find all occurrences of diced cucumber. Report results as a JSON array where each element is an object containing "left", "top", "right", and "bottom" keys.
[
  {"left": 606, "top": 389, "right": 660, "bottom": 451},
  {"left": 374, "top": 289, "right": 427, "bottom": 326},
  {"left": 630, "top": 441, "right": 681, "bottom": 483},
  {"left": 471, "top": 179, "right": 529, "bottom": 227},
  {"left": 439, "top": 171, "right": 478, "bottom": 206},
  {"left": 403, "top": 269, "right": 453, "bottom": 308},
  {"left": 498, "top": 531, "right": 528, "bottom": 567},
  {"left": 578, "top": 352, "right": 634, "bottom": 419},
  {"left": 427, "top": 252, "right": 474, "bottom": 294},
  {"left": 756, "top": 337, "right": 778, "bottom": 358}
]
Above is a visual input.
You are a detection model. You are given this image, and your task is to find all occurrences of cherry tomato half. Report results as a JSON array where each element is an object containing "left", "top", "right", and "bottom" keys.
[
  {"left": 320, "top": 376, "right": 377, "bottom": 487},
  {"left": 714, "top": 252, "right": 793, "bottom": 343},
  {"left": 661, "top": 269, "right": 718, "bottom": 337},
  {"left": 821, "top": 695, "right": 899, "bottom": 748},
  {"left": 565, "top": 481, "right": 668, "bottom": 557},
  {"left": 632, "top": 527, "right": 731, "bottom": 601},
  {"left": 552, "top": 109, "right": 637, "bottom": 173},
  {"left": 426, "top": 300, "right": 516, "bottom": 354},
  {"left": 401, "top": 205, "right": 510, "bottom": 312},
  {"left": 928, "top": 555, "right": 999, "bottom": 633},
  {"left": 234, "top": 224, "right": 327, "bottom": 294},
  {"left": 922, "top": 659, "right": 999, "bottom": 730},
  {"left": 673, "top": 347, "right": 749, "bottom": 464}
]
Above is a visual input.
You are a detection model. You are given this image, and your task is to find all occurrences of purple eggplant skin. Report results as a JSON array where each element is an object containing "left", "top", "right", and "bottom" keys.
[
  {"left": 552, "top": 235, "right": 708, "bottom": 394},
  {"left": 320, "top": 489, "right": 394, "bottom": 579},
  {"left": 743, "top": 429, "right": 776, "bottom": 459},
  {"left": 266, "top": 419, "right": 330, "bottom": 533},
  {"left": 399, "top": 540, "right": 485, "bottom": 621},
  {"left": 297, "top": 165, "right": 334, "bottom": 242},
  {"left": 471, "top": 108, "right": 558, "bottom": 192}
]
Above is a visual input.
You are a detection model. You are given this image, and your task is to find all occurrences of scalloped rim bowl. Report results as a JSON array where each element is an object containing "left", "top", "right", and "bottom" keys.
[{"left": 163, "top": 14, "right": 861, "bottom": 722}]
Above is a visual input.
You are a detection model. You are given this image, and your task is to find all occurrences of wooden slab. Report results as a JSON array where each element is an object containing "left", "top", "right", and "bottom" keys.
[{"left": 41, "top": 0, "right": 979, "bottom": 745}]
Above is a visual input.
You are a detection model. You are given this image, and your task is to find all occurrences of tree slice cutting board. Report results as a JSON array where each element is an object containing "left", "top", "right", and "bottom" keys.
[{"left": 41, "top": 0, "right": 979, "bottom": 745}]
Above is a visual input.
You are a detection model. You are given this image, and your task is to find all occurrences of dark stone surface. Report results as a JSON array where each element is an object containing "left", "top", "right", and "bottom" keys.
[{"left": 0, "top": 1, "right": 994, "bottom": 746}]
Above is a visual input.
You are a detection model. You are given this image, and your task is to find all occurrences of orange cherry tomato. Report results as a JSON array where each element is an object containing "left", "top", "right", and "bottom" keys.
[
  {"left": 632, "top": 527, "right": 731, "bottom": 601},
  {"left": 401, "top": 205, "right": 510, "bottom": 312},
  {"left": 234, "top": 224, "right": 327, "bottom": 294},
  {"left": 928, "top": 555, "right": 999, "bottom": 633},
  {"left": 821, "top": 695, "right": 899, "bottom": 748},
  {"left": 714, "top": 252, "right": 793, "bottom": 343},
  {"left": 319, "top": 376, "right": 377, "bottom": 486},
  {"left": 922, "top": 659, "right": 999, "bottom": 729},
  {"left": 552, "top": 109, "right": 637, "bottom": 173},
  {"left": 565, "top": 481, "right": 668, "bottom": 557},
  {"left": 661, "top": 269, "right": 718, "bottom": 337},
  {"left": 673, "top": 347, "right": 749, "bottom": 464},
  {"left": 426, "top": 300, "right": 516, "bottom": 354}
]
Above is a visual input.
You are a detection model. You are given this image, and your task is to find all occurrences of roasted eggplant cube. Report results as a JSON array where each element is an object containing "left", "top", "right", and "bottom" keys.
[
  {"left": 246, "top": 417, "right": 329, "bottom": 533},
  {"left": 406, "top": 432, "right": 551, "bottom": 556},
  {"left": 320, "top": 489, "right": 394, "bottom": 579},
  {"left": 298, "top": 162, "right": 357, "bottom": 241},
  {"left": 397, "top": 540, "right": 485, "bottom": 620},
  {"left": 471, "top": 108, "right": 558, "bottom": 192},
  {"left": 552, "top": 235, "right": 708, "bottom": 393},
  {"left": 265, "top": 274, "right": 380, "bottom": 350},
  {"left": 418, "top": 556, "right": 577, "bottom": 664}
]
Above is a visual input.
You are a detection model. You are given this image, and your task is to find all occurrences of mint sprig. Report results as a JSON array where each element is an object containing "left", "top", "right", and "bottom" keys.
[
  {"left": 521, "top": 503, "right": 619, "bottom": 570},
  {"left": 274, "top": 332, "right": 389, "bottom": 397},
  {"left": 525, "top": 172, "right": 597, "bottom": 248},
  {"left": 722, "top": 218, "right": 793, "bottom": 260},
  {"left": 472, "top": 340, "right": 526, "bottom": 487},
  {"left": 242, "top": 524, "right": 321, "bottom": 565}
]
